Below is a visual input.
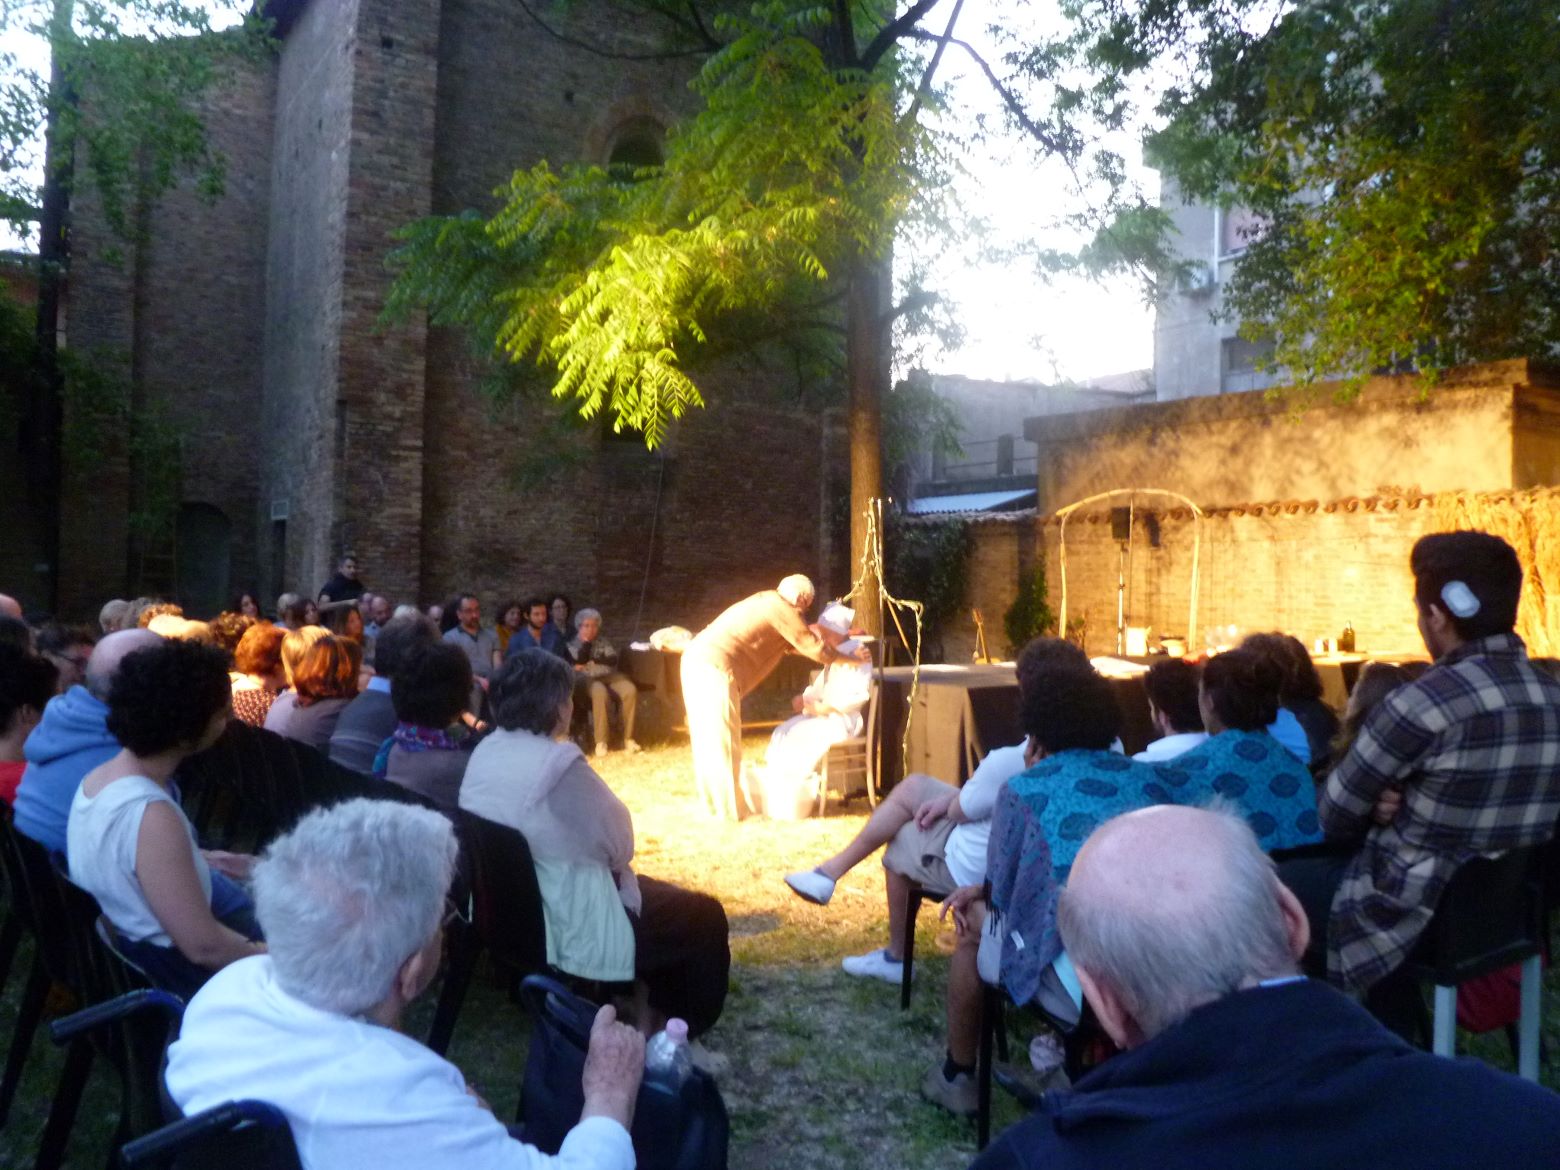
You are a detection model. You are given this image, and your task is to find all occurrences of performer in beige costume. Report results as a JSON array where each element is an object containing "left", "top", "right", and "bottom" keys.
[{"left": 682, "top": 575, "right": 861, "bottom": 819}]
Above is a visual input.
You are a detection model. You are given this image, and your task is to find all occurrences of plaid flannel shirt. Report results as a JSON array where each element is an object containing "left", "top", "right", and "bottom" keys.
[{"left": 1319, "top": 634, "right": 1560, "bottom": 993}]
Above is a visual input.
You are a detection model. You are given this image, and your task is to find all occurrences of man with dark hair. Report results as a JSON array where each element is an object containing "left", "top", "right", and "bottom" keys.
[
  {"left": 503, "top": 596, "right": 571, "bottom": 662},
  {"left": 972, "top": 805, "right": 1560, "bottom": 1170},
  {"left": 442, "top": 595, "right": 501, "bottom": 716},
  {"left": 1132, "top": 658, "right": 1206, "bottom": 762},
  {"left": 318, "top": 553, "right": 366, "bottom": 605},
  {"left": 0, "top": 644, "right": 58, "bottom": 805},
  {"left": 927, "top": 661, "right": 1162, "bottom": 1115},
  {"left": 330, "top": 615, "right": 439, "bottom": 775},
  {"left": 1282, "top": 530, "right": 1560, "bottom": 1036}
]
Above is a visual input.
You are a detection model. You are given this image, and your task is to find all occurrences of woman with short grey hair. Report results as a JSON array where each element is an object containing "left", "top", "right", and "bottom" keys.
[
  {"left": 165, "top": 798, "right": 646, "bottom": 1170},
  {"left": 462, "top": 648, "right": 730, "bottom": 1041}
]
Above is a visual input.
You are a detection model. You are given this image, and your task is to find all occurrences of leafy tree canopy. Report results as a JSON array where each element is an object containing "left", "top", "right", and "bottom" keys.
[{"left": 1056, "top": 0, "right": 1560, "bottom": 388}]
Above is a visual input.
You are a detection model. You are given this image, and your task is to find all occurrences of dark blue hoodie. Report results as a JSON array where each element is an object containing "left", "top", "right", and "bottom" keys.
[
  {"left": 14, "top": 685, "right": 118, "bottom": 854},
  {"left": 972, "top": 979, "right": 1560, "bottom": 1170}
]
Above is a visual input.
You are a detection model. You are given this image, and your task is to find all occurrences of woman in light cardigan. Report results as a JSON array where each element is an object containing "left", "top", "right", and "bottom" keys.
[{"left": 459, "top": 648, "right": 729, "bottom": 1038}]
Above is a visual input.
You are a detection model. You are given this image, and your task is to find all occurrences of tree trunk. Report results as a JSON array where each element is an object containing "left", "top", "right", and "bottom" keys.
[
  {"left": 846, "top": 252, "right": 888, "bottom": 638},
  {"left": 23, "top": 0, "right": 76, "bottom": 614}
]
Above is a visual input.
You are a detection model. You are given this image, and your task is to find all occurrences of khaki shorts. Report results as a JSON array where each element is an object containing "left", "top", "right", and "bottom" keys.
[{"left": 883, "top": 815, "right": 958, "bottom": 894}]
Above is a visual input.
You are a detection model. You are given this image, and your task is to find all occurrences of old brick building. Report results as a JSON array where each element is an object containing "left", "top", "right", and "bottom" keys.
[{"left": 21, "top": 0, "right": 847, "bottom": 629}]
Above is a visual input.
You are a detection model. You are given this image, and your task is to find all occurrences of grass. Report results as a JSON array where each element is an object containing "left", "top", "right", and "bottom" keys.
[{"left": 4, "top": 736, "right": 1560, "bottom": 1167}]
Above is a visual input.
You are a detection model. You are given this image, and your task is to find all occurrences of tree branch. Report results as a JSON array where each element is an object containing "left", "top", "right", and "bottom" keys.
[
  {"left": 909, "top": 30, "right": 1066, "bottom": 154},
  {"left": 901, "top": 0, "right": 963, "bottom": 127},
  {"left": 881, "top": 288, "right": 939, "bottom": 328},
  {"left": 861, "top": 0, "right": 945, "bottom": 71},
  {"left": 511, "top": 0, "right": 717, "bottom": 61}
]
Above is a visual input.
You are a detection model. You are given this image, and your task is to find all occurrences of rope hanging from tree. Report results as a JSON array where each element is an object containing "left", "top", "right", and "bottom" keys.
[{"left": 837, "top": 497, "right": 926, "bottom": 785}]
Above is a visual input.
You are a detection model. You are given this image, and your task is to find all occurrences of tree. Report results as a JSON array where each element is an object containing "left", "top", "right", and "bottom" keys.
[
  {"left": 1, "top": 0, "right": 268, "bottom": 609},
  {"left": 1052, "top": 0, "right": 1560, "bottom": 389},
  {"left": 388, "top": 0, "right": 1076, "bottom": 631}
]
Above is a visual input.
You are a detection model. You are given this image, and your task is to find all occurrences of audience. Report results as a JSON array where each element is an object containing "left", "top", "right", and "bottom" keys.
[
  {"left": 165, "top": 798, "right": 643, "bottom": 1170},
  {"left": 0, "top": 593, "right": 24, "bottom": 620},
  {"left": 569, "top": 606, "right": 642, "bottom": 759},
  {"left": 330, "top": 614, "right": 438, "bottom": 775},
  {"left": 323, "top": 602, "right": 366, "bottom": 647},
  {"left": 1282, "top": 531, "right": 1560, "bottom": 1039},
  {"left": 971, "top": 804, "right": 1560, "bottom": 1170},
  {"left": 0, "top": 644, "right": 57, "bottom": 806},
  {"left": 230, "top": 590, "right": 262, "bottom": 621},
  {"left": 550, "top": 592, "right": 576, "bottom": 642},
  {"left": 362, "top": 593, "right": 392, "bottom": 638},
  {"left": 1147, "top": 648, "right": 1323, "bottom": 851},
  {"left": 229, "top": 622, "right": 289, "bottom": 727},
  {"left": 67, "top": 638, "right": 264, "bottom": 999},
  {"left": 136, "top": 601, "right": 184, "bottom": 629},
  {"left": 460, "top": 648, "right": 731, "bottom": 1042},
  {"left": 378, "top": 642, "right": 475, "bottom": 812},
  {"left": 1329, "top": 661, "right": 1414, "bottom": 764},
  {"left": 442, "top": 593, "right": 500, "bottom": 709},
  {"left": 35, "top": 622, "right": 96, "bottom": 694},
  {"left": 98, "top": 598, "right": 131, "bottom": 633},
  {"left": 0, "top": 615, "right": 33, "bottom": 653},
  {"left": 265, "top": 635, "right": 359, "bottom": 751},
  {"left": 785, "top": 638, "right": 1089, "bottom": 987},
  {"left": 276, "top": 593, "right": 310, "bottom": 630},
  {"left": 1241, "top": 631, "right": 1340, "bottom": 770},
  {"left": 505, "top": 596, "right": 571, "bottom": 661},
  {"left": 207, "top": 610, "right": 256, "bottom": 657},
  {"left": 1130, "top": 658, "right": 1207, "bottom": 762},
  {"left": 495, "top": 599, "right": 524, "bottom": 656},
  {"left": 318, "top": 553, "right": 366, "bottom": 605}
]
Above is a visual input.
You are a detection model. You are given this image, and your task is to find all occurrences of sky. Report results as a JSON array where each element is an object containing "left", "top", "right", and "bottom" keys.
[{"left": 0, "top": 0, "right": 1157, "bottom": 386}]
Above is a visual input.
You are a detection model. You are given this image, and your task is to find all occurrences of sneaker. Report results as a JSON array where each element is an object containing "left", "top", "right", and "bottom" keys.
[
  {"left": 784, "top": 869, "right": 836, "bottom": 906},
  {"left": 920, "top": 1063, "right": 978, "bottom": 1116},
  {"left": 624, "top": 738, "right": 642, "bottom": 754},
  {"left": 688, "top": 1039, "right": 731, "bottom": 1076},
  {"left": 841, "top": 948, "right": 904, "bottom": 984},
  {"left": 594, "top": 742, "right": 609, "bottom": 759}
]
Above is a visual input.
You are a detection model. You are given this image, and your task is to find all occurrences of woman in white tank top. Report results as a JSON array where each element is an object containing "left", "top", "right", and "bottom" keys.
[{"left": 68, "top": 637, "right": 264, "bottom": 998}]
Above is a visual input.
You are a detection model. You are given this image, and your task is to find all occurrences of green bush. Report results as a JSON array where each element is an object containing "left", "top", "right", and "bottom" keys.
[{"left": 1004, "top": 563, "right": 1056, "bottom": 656}]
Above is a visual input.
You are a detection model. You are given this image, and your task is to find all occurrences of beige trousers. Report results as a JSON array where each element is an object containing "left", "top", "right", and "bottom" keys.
[{"left": 681, "top": 655, "right": 746, "bottom": 819}]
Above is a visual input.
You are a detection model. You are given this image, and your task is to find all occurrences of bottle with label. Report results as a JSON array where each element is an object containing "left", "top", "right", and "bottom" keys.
[
  {"left": 644, "top": 1017, "right": 693, "bottom": 1093},
  {"left": 1339, "top": 622, "right": 1356, "bottom": 653}
]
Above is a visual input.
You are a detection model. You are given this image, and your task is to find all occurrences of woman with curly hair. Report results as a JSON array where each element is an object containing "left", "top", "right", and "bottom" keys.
[
  {"left": 67, "top": 639, "right": 264, "bottom": 998},
  {"left": 265, "top": 635, "right": 359, "bottom": 751}
]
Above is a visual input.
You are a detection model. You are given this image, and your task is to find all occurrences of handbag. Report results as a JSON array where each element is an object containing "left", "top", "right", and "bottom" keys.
[{"left": 517, "top": 974, "right": 730, "bottom": 1170}]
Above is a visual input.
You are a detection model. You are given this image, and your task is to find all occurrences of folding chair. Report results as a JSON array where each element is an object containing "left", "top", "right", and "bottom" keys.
[{"left": 120, "top": 1101, "right": 301, "bottom": 1170}]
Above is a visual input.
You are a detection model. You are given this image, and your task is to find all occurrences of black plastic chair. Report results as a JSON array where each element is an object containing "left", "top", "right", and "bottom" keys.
[
  {"left": 1399, "top": 844, "right": 1546, "bottom": 1079},
  {"left": 120, "top": 1101, "right": 301, "bottom": 1170},
  {"left": 898, "top": 878, "right": 951, "bottom": 1011},
  {"left": 975, "top": 979, "right": 1104, "bottom": 1150},
  {"left": 425, "top": 809, "right": 552, "bottom": 1057}
]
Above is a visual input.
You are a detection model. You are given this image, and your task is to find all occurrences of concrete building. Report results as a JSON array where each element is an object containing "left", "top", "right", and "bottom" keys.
[{"left": 7, "top": 0, "right": 849, "bottom": 628}]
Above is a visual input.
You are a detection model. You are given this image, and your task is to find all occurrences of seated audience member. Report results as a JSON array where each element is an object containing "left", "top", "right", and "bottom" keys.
[
  {"left": 970, "top": 804, "right": 1560, "bottom": 1170},
  {"left": 207, "top": 611, "right": 256, "bottom": 658},
  {"left": 496, "top": 599, "right": 524, "bottom": 656},
  {"left": 1282, "top": 532, "right": 1560, "bottom": 1039},
  {"left": 0, "top": 615, "right": 34, "bottom": 654},
  {"left": 263, "top": 624, "right": 330, "bottom": 728},
  {"left": 67, "top": 638, "right": 264, "bottom": 998},
  {"left": 165, "top": 798, "right": 643, "bottom": 1170},
  {"left": 1148, "top": 649, "right": 1323, "bottom": 851},
  {"left": 1241, "top": 631, "right": 1340, "bottom": 770},
  {"left": 231, "top": 590, "right": 262, "bottom": 621},
  {"left": 1131, "top": 658, "right": 1207, "bottom": 762},
  {"left": 442, "top": 594, "right": 501, "bottom": 707},
  {"left": 14, "top": 628, "right": 161, "bottom": 852},
  {"left": 135, "top": 601, "right": 183, "bottom": 629},
  {"left": 425, "top": 601, "right": 444, "bottom": 626},
  {"left": 362, "top": 592, "right": 393, "bottom": 638},
  {"left": 99, "top": 598, "right": 131, "bottom": 634},
  {"left": 35, "top": 623, "right": 96, "bottom": 694},
  {"left": 377, "top": 642, "right": 475, "bottom": 812},
  {"left": 551, "top": 593, "right": 576, "bottom": 641},
  {"left": 460, "top": 649, "right": 731, "bottom": 1040},
  {"left": 147, "top": 613, "right": 215, "bottom": 643},
  {"left": 0, "top": 644, "right": 58, "bottom": 805},
  {"left": 0, "top": 593, "right": 22, "bottom": 620},
  {"left": 569, "top": 607, "right": 642, "bottom": 759},
  {"left": 276, "top": 593, "right": 310, "bottom": 630},
  {"left": 927, "top": 663, "right": 1161, "bottom": 1115},
  {"left": 229, "top": 622, "right": 288, "bottom": 727},
  {"left": 1329, "top": 661, "right": 1414, "bottom": 764},
  {"left": 265, "top": 635, "right": 359, "bottom": 751},
  {"left": 785, "top": 638, "right": 1089, "bottom": 986},
  {"left": 323, "top": 602, "right": 366, "bottom": 646},
  {"left": 331, "top": 615, "right": 438, "bottom": 775},
  {"left": 505, "top": 596, "right": 572, "bottom": 661}
]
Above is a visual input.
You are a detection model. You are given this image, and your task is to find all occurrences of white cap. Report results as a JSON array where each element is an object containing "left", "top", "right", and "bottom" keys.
[{"left": 818, "top": 602, "right": 854, "bottom": 635}]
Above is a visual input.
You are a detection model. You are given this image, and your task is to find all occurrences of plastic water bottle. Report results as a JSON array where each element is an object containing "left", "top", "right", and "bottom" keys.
[{"left": 644, "top": 1017, "right": 693, "bottom": 1092}]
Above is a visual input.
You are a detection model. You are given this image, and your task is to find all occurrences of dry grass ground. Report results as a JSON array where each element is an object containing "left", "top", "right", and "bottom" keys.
[{"left": 3, "top": 735, "right": 1557, "bottom": 1168}]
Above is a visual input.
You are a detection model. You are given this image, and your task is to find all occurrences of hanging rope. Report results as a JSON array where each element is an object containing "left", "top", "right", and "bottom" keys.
[{"left": 838, "top": 498, "right": 925, "bottom": 782}]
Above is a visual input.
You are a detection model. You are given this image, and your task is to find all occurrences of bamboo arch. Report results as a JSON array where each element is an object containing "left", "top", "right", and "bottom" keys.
[{"left": 1054, "top": 489, "right": 1206, "bottom": 650}]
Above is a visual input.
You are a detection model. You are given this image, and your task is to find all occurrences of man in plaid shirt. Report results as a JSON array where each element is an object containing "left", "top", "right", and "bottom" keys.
[{"left": 1285, "top": 532, "right": 1560, "bottom": 1034}]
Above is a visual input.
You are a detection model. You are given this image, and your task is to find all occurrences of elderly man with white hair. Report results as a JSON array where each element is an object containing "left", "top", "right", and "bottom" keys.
[
  {"left": 749, "top": 601, "right": 871, "bottom": 815},
  {"left": 166, "top": 798, "right": 646, "bottom": 1170},
  {"left": 970, "top": 803, "right": 1560, "bottom": 1170},
  {"left": 680, "top": 575, "right": 867, "bottom": 820},
  {"left": 568, "top": 607, "right": 640, "bottom": 758}
]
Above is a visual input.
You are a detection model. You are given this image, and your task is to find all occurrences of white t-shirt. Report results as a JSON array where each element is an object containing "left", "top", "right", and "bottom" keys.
[
  {"left": 1132, "top": 731, "right": 1209, "bottom": 763},
  {"left": 165, "top": 956, "right": 634, "bottom": 1170},
  {"left": 942, "top": 743, "right": 1028, "bottom": 888},
  {"left": 67, "top": 774, "right": 210, "bottom": 946}
]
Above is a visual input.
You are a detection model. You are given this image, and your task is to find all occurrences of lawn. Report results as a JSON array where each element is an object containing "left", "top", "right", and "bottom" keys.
[{"left": 2, "top": 737, "right": 1558, "bottom": 1168}]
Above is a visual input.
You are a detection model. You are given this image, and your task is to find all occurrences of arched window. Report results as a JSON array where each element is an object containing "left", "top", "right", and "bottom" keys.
[
  {"left": 607, "top": 117, "right": 665, "bottom": 178},
  {"left": 176, "top": 502, "right": 232, "bottom": 617}
]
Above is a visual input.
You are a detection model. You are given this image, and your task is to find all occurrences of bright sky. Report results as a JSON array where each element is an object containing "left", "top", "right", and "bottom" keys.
[{"left": 1, "top": 0, "right": 1156, "bottom": 386}]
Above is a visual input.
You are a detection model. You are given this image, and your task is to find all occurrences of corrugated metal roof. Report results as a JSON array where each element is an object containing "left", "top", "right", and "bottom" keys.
[{"left": 906, "top": 488, "right": 1037, "bottom": 515}]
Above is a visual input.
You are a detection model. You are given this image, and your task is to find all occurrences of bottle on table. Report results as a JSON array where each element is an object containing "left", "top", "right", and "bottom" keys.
[{"left": 1339, "top": 622, "right": 1356, "bottom": 653}]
